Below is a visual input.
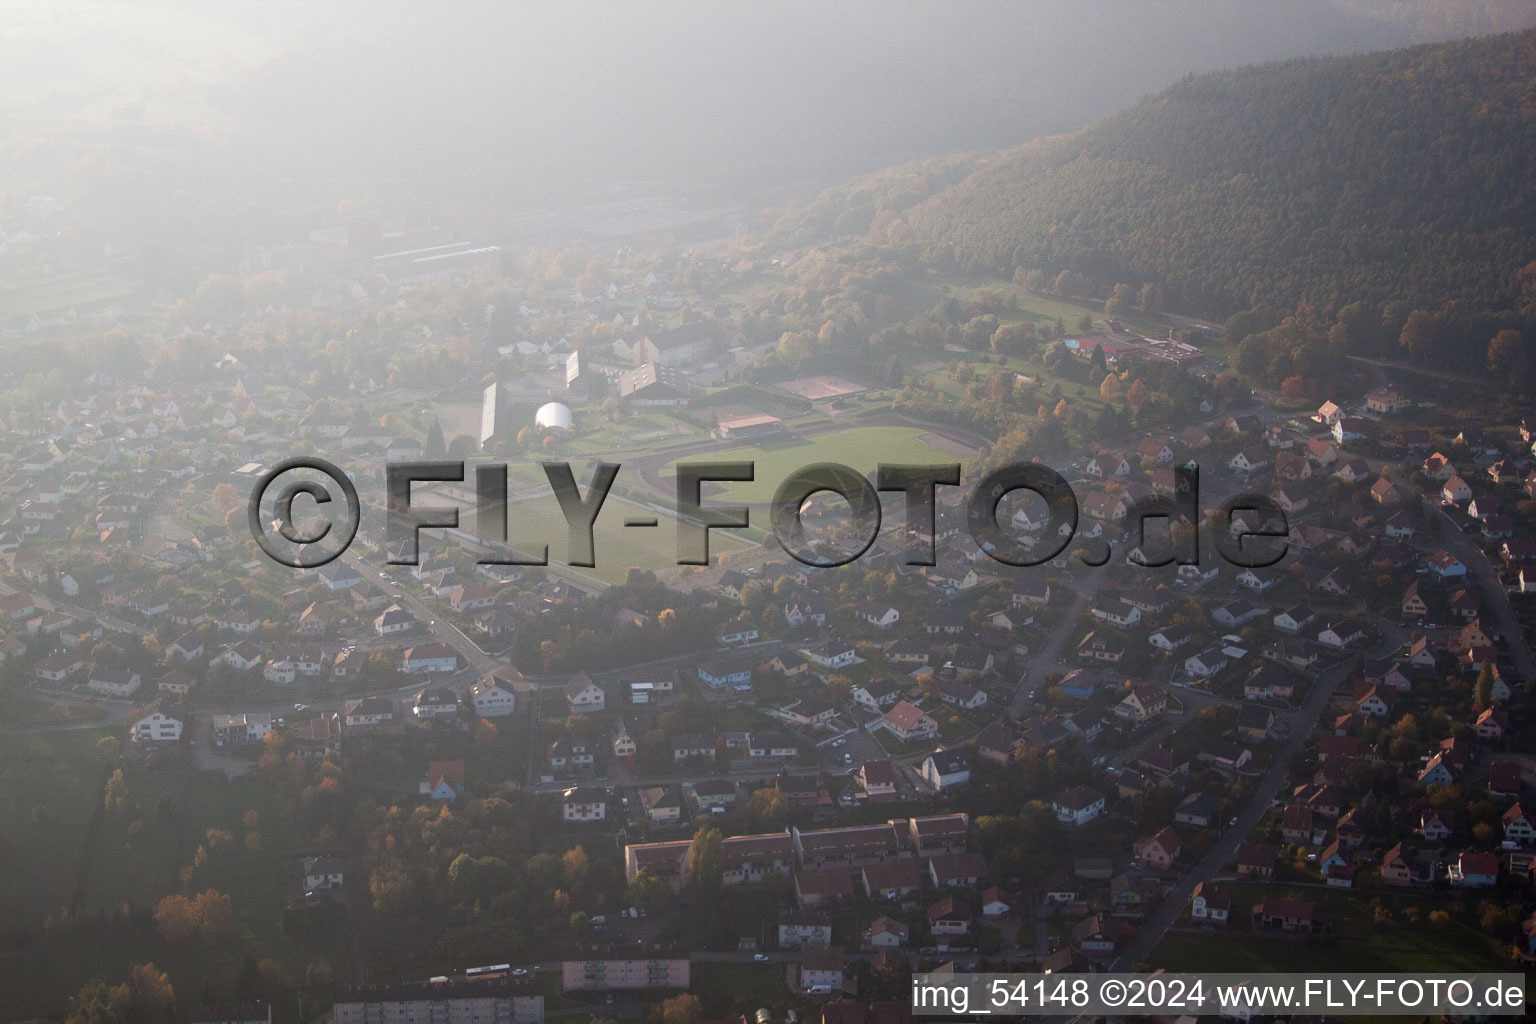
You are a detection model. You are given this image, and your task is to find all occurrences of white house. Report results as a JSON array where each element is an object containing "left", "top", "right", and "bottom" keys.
[
  {"left": 1189, "top": 881, "right": 1230, "bottom": 924},
  {"left": 301, "top": 856, "right": 344, "bottom": 892},
  {"left": 399, "top": 643, "right": 460, "bottom": 675},
  {"left": 86, "top": 668, "right": 141, "bottom": 698},
  {"left": 413, "top": 687, "right": 460, "bottom": 720},
  {"left": 132, "top": 711, "right": 183, "bottom": 743},
  {"left": 1053, "top": 785, "right": 1106, "bottom": 827},
  {"left": 882, "top": 701, "right": 939, "bottom": 742},
  {"left": 473, "top": 677, "right": 518, "bottom": 718},
  {"left": 856, "top": 603, "right": 901, "bottom": 629},
  {"left": 920, "top": 749, "right": 971, "bottom": 791},
  {"left": 564, "top": 674, "right": 606, "bottom": 713},
  {"left": 374, "top": 606, "right": 416, "bottom": 635},
  {"left": 563, "top": 786, "right": 608, "bottom": 823},
  {"left": 1183, "top": 647, "right": 1229, "bottom": 680}
]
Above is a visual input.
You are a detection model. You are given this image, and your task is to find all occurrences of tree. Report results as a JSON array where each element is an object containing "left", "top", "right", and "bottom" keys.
[
  {"left": 562, "top": 845, "right": 591, "bottom": 890},
  {"left": 1104, "top": 283, "right": 1134, "bottom": 317},
  {"left": 157, "top": 890, "right": 232, "bottom": 943},
  {"left": 687, "top": 825, "right": 724, "bottom": 898},
  {"left": 990, "top": 322, "right": 1034, "bottom": 358},
  {"left": 1053, "top": 399, "right": 1070, "bottom": 423},
  {"left": 747, "top": 787, "right": 789, "bottom": 831},
  {"left": 153, "top": 894, "right": 198, "bottom": 942},
  {"left": 628, "top": 869, "right": 671, "bottom": 914},
  {"left": 1052, "top": 270, "right": 1088, "bottom": 298},
  {"left": 660, "top": 993, "right": 703, "bottom": 1024},
  {"left": 1138, "top": 282, "right": 1163, "bottom": 314},
  {"left": 1398, "top": 309, "right": 1436, "bottom": 364},
  {"left": 95, "top": 736, "right": 120, "bottom": 765},
  {"left": 1488, "top": 329, "right": 1525, "bottom": 387},
  {"left": 1280, "top": 375, "right": 1308, "bottom": 401},
  {"left": 1475, "top": 661, "right": 1496, "bottom": 707},
  {"left": 104, "top": 769, "right": 128, "bottom": 813},
  {"left": 211, "top": 482, "right": 241, "bottom": 516},
  {"left": 425, "top": 417, "right": 447, "bottom": 459},
  {"left": 1098, "top": 373, "right": 1122, "bottom": 401},
  {"left": 1126, "top": 379, "right": 1149, "bottom": 411},
  {"left": 66, "top": 964, "right": 175, "bottom": 1024},
  {"left": 370, "top": 858, "right": 415, "bottom": 913}
]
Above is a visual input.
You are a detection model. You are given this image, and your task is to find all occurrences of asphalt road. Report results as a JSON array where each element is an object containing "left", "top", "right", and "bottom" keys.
[
  {"left": 1433, "top": 507, "right": 1536, "bottom": 681},
  {"left": 1108, "top": 628, "right": 1396, "bottom": 969}
]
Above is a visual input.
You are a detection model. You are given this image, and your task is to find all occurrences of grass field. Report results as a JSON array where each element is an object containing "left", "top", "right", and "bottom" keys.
[
  {"left": 503, "top": 491, "right": 751, "bottom": 584},
  {"left": 0, "top": 728, "right": 112, "bottom": 925},
  {"left": 702, "top": 426, "right": 977, "bottom": 505},
  {"left": 1150, "top": 884, "right": 1506, "bottom": 974},
  {"left": 693, "top": 962, "right": 786, "bottom": 1005}
]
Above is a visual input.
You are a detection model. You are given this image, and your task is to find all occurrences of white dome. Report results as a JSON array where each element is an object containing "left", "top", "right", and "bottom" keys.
[{"left": 535, "top": 401, "right": 574, "bottom": 430}]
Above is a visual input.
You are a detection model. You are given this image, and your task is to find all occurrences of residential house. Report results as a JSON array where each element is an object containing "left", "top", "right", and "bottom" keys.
[
  {"left": 920, "top": 749, "right": 971, "bottom": 791},
  {"left": 564, "top": 674, "right": 605, "bottom": 713},
  {"left": 1189, "top": 881, "right": 1230, "bottom": 924},
  {"left": 1053, "top": 786, "right": 1106, "bottom": 827}
]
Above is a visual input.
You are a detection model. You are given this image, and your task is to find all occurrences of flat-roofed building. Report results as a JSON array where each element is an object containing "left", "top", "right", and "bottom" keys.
[
  {"left": 560, "top": 951, "right": 690, "bottom": 992},
  {"left": 332, "top": 977, "right": 542, "bottom": 1024}
]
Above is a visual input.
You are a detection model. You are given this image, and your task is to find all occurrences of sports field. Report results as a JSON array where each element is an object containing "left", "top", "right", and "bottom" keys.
[
  {"left": 504, "top": 492, "right": 751, "bottom": 584},
  {"left": 697, "top": 425, "right": 977, "bottom": 505}
]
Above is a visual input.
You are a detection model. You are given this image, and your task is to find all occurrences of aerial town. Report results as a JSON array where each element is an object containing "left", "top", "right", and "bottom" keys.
[
  {"left": 3, "top": 198, "right": 1534, "bottom": 1024},
  {"left": 8, "top": 7, "right": 1536, "bottom": 1024}
]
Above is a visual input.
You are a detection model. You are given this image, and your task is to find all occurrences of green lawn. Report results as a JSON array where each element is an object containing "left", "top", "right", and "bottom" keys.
[
  {"left": 700, "top": 426, "right": 975, "bottom": 505},
  {"left": 947, "top": 278, "right": 1174, "bottom": 341},
  {"left": 500, "top": 491, "right": 751, "bottom": 585}
]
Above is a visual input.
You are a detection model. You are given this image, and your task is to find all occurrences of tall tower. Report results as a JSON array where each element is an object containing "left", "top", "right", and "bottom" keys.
[{"left": 479, "top": 382, "right": 505, "bottom": 448}]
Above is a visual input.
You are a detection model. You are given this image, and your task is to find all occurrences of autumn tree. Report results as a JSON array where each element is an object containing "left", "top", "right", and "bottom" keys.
[
  {"left": 153, "top": 890, "right": 231, "bottom": 943},
  {"left": 66, "top": 964, "right": 175, "bottom": 1024},
  {"left": 748, "top": 787, "right": 790, "bottom": 831},
  {"left": 687, "top": 825, "right": 724, "bottom": 899},
  {"left": 660, "top": 993, "right": 703, "bottom": 1024},
  {"left": 211, "top": 482, "right": 241, "bottom": 516},
  {"left": 1126, "top": 379, "right": 1149, "bottom": 411},
  {"left": 1098, "top": 373, "right": 1122, "bottom": 401},
  {"left": 370, "top": 858, "right": 415, "bottom": 913},
  {"left": 628, "top": 869, "right": 671, "bottom": 914},
  {"left": 562, "top": 845, "right": 592, "bottom": 891},
  {"left": 990, "top": 322, "right": 1034, "bottom": 357},
  {"left": 1475, "top": 661, "right": 1496, "bottom": 707},
  {"left": 104, "top": 769, "right": 128, "bottom": 813},
  {"left": 826, "top": 676, "right": 853, "bottom": 703}
]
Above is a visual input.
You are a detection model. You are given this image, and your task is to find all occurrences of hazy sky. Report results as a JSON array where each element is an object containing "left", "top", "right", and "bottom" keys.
[{"left": 5, "top": 1, "right": 1532, "bottom": 211}]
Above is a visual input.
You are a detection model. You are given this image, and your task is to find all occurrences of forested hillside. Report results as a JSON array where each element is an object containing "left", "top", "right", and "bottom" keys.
[{"left": 769, "top": 29, "right": 1536, "bottom": 325}]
